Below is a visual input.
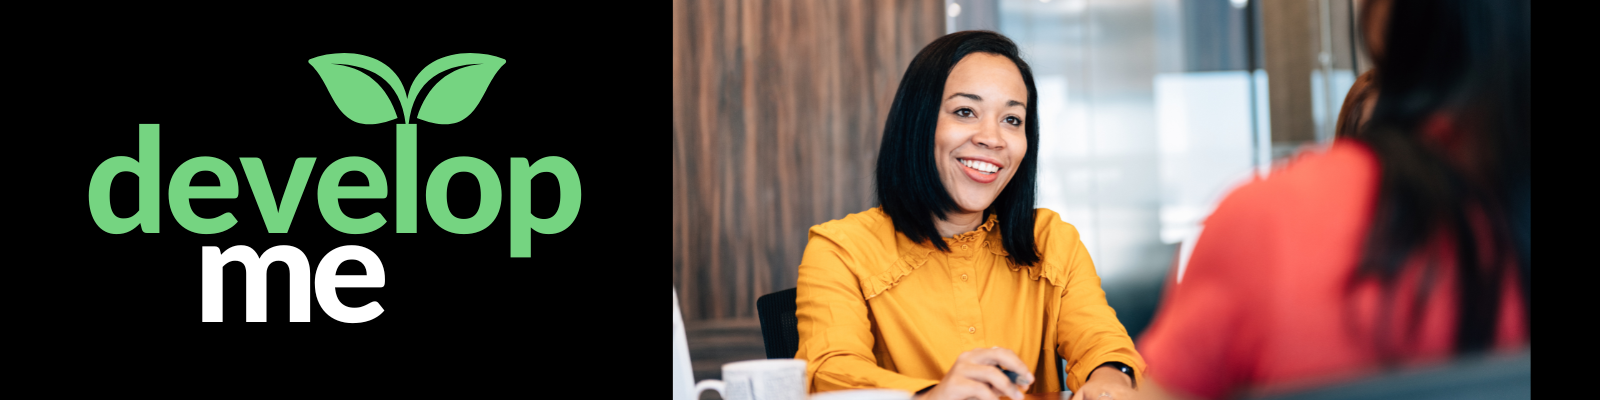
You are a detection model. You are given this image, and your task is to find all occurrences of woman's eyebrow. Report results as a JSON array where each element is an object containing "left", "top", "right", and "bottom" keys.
[
  {"left": 948, "top": 92, "right": 983, "bottom": 102},
  {"left": 947, "top": 92, "right": 1026, "bottom": 109}
]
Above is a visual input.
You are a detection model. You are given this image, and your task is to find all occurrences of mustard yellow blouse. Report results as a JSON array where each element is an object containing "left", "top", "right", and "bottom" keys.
[{"left": 795, "top": 207, "right": 1145, "bottom": 394}]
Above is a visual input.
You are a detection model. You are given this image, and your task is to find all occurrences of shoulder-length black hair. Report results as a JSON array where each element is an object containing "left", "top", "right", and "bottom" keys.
[
  {"left": 1351, "top": 0, "right": 1529, "bottom": 357},
  {"left": 875, "top": 30, "right": 1041, "bottom": 266}
]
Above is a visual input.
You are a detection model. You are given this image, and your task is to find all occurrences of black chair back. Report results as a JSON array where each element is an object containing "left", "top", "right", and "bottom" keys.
[{"left": 756, "top": 288, "right": 800, "bottom": 359}]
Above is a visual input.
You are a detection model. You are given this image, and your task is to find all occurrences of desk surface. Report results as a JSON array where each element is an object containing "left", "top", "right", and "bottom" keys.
[{"left": 1016, "top": 392, "right": 1071, "bottom": 400}]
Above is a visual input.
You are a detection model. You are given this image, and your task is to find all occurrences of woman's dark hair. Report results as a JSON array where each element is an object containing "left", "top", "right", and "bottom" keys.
[
  {"left": 1350, "top": 0, "right": 1530, "bottom": 358},
  {"left": 1335, "top": 69, "right": 1378, "bottom": 139},
  {"left": 875, "top": 30, "right": 1041, "bottom": 266}
]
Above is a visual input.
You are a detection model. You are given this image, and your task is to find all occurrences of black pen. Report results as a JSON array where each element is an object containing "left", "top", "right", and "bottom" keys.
[{"left": 997, "top": 365, "right": 1022, "bottom": 385}]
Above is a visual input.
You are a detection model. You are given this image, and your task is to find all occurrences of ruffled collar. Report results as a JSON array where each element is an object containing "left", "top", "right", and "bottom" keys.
[
  {"left": 867, "top": 209, "right": 1065, "bottom": 299},
  {"left": 945, "top": 212, "right": 1000, "bottom": 244}
]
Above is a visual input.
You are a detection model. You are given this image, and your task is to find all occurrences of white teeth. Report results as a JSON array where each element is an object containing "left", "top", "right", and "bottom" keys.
[{"left": 960, "top": 159, "right": 1000, "bottom": 174}]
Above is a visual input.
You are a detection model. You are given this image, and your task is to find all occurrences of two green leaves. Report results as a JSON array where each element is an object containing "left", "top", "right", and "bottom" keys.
[{"left": 308, "top": 53, "right": 505, "bottom": 125}]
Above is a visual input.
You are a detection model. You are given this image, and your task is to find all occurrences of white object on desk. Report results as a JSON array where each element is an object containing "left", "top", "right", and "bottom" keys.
[
  {"left": 675, "top": 287, "right": 721, "bottom": 400},
  {"left": 715, "top": 359, "right": 807, "bottom": 400},
  {"left": 676, "top": 287, "right": 807, "bottom": 400}
]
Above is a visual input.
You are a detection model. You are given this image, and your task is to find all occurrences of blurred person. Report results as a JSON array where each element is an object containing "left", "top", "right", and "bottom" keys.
[
  {"left": 1336, "top": 69, "right": 1379, "bottom": 139},
  {"left": 796, "top": 31, "right": 1145, "bottom": 400},
  {"left": 1134, "top": 0, "right": 1530, "bottom": 398}
]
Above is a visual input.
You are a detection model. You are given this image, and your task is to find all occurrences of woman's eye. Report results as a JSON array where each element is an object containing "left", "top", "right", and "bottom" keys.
[
  {"left": 955, "top": 108, "right": 974, "bottom": 118},
  {"left": 1005, "top": 116, "right": 1022, "bottom": 126}
]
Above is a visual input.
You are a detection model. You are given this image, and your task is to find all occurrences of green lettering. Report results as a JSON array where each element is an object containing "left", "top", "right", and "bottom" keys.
[
  {"left": 318, "top": 157, "right": 388, "bottom": 234},
  {"left": 241, "top": 157, "right": 316, "bottom": 233},
  {"left": 510, "top": 156, "right": 580, "bottom": 257},
  {"left": 88, "top": 124, "right": 160, "bottom": 233},
  {"left": 426, "top": 156, "right": 501, "bottom": 234},
  {"left": 170, "top": 156, "right": 239, "bottom": 234}
]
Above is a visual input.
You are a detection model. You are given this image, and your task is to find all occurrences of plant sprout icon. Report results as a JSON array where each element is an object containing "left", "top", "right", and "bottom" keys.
[
  {"left": 308, "top": 53, "right": 505, "bottom": 125},
  {"left": 306, "top": 53, "right": 512, "bottom": 234},
  {"left": 304, "top": 53, "right": 579, "bottom": 251}
]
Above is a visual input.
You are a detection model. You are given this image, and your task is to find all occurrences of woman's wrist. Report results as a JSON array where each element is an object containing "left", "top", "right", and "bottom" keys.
[{"left": 1086, "top": 362, "right": 1135, "bottom": 388}]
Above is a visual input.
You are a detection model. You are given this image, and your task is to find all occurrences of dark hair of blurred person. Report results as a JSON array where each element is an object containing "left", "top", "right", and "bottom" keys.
[
  {"left": 1350, "top": 0, "right": 1530, "bottom": 358},
  {"left": 1334, "top": 69, "right": 1378, "bottom": 139},
  {"left": 1134, "top": 0, "right": 1529, "bottom": 398}
]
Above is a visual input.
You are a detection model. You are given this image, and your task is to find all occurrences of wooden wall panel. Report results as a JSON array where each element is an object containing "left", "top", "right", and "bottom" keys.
[
  {"left": 1262, "top": 0, "right": 1358, "bottom": 151},
  {"left": 1263, "top": 0, "right": 1319, "bottom": 147},
  {"left": 673, "top": 0, "right": 944, "bottom": 323}
]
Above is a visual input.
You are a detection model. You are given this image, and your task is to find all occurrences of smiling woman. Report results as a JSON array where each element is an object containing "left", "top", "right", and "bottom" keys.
[
  {"left": 795, "top": 31, "right": 1146, "bottom": 400},
  {"left": 933, "top": 53, "right": 1030, "bottom": 235}
]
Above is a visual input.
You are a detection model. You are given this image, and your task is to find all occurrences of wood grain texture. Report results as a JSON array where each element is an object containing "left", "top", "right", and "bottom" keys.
[
  {"left": 673, "top": 0, "right": 944, "bottom": 322},
  {"left": 1262, "top": 0, "right": 1319, "bottom": 145}
]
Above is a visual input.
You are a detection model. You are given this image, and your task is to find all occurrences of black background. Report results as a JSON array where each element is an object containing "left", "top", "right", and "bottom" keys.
[{"left": 21, "top": 21, "right": 657, "bottom": 382}]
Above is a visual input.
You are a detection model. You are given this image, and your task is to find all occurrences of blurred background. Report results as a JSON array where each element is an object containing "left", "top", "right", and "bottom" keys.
[{"left": 674, "top": 0, "right": 1370, "bottom": 384}]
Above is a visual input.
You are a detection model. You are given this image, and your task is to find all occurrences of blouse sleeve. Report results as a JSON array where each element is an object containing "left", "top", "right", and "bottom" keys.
[
  {"left": 1042, "top": 213, "right": 1149, "bottom": 392},
  {"left": 796, "top": 224, "right": 941, "bottom": 394}
]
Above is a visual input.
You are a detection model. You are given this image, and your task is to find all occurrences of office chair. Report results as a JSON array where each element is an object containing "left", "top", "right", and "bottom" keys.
[{"left": 756, "top": 288, "right": 800, "bottom": 359}]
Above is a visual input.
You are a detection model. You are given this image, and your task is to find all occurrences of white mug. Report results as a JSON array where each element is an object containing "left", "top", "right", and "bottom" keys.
[
  {"left": 693, "top": 359, "right": 807, "bottom": 400},
  {"left": 809, "top": 388, "right": 914, "bottom": 400}
]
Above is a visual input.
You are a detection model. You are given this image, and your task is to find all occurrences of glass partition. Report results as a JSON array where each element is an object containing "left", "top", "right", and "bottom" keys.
[{"left": 987, "top": 0, "right": 1359, "bottom": 338}]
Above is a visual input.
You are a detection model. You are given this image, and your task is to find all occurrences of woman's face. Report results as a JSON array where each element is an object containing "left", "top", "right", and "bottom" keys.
[{"left": 933, "top": 52, "right": 1029, "bottom": 215}]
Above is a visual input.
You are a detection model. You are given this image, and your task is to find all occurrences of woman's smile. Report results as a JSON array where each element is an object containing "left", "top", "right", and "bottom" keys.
[{"left": 957, "top": 157, "right": 1003, "bottom": 183}]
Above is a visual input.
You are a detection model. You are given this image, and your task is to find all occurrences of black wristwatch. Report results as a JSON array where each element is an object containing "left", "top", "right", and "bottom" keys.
[{"left": 1087, "top": 362, "right": 1136, "bottom": 388}]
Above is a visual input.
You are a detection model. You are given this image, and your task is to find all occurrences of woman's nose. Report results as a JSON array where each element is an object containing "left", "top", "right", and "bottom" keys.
[{"left": 973, "top": 122, "right": 1005, "bottom": 149}]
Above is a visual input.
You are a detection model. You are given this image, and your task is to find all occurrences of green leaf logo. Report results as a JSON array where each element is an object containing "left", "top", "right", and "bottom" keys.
[{"left": 308, "top": 53, "right": 506, "bottom": 125}]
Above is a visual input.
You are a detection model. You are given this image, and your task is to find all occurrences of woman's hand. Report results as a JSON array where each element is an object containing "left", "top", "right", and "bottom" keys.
[
  {"left": 914, "top": 347, "right": 1035, "bottom": 400},
  {"left": 1069, "top": 365, "right": 1136, "bottom": 400}
]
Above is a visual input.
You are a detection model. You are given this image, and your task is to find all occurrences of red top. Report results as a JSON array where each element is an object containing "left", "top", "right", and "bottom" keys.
[{"left": 1135, "top": 140, "right": 1528, "bottom": 399}]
